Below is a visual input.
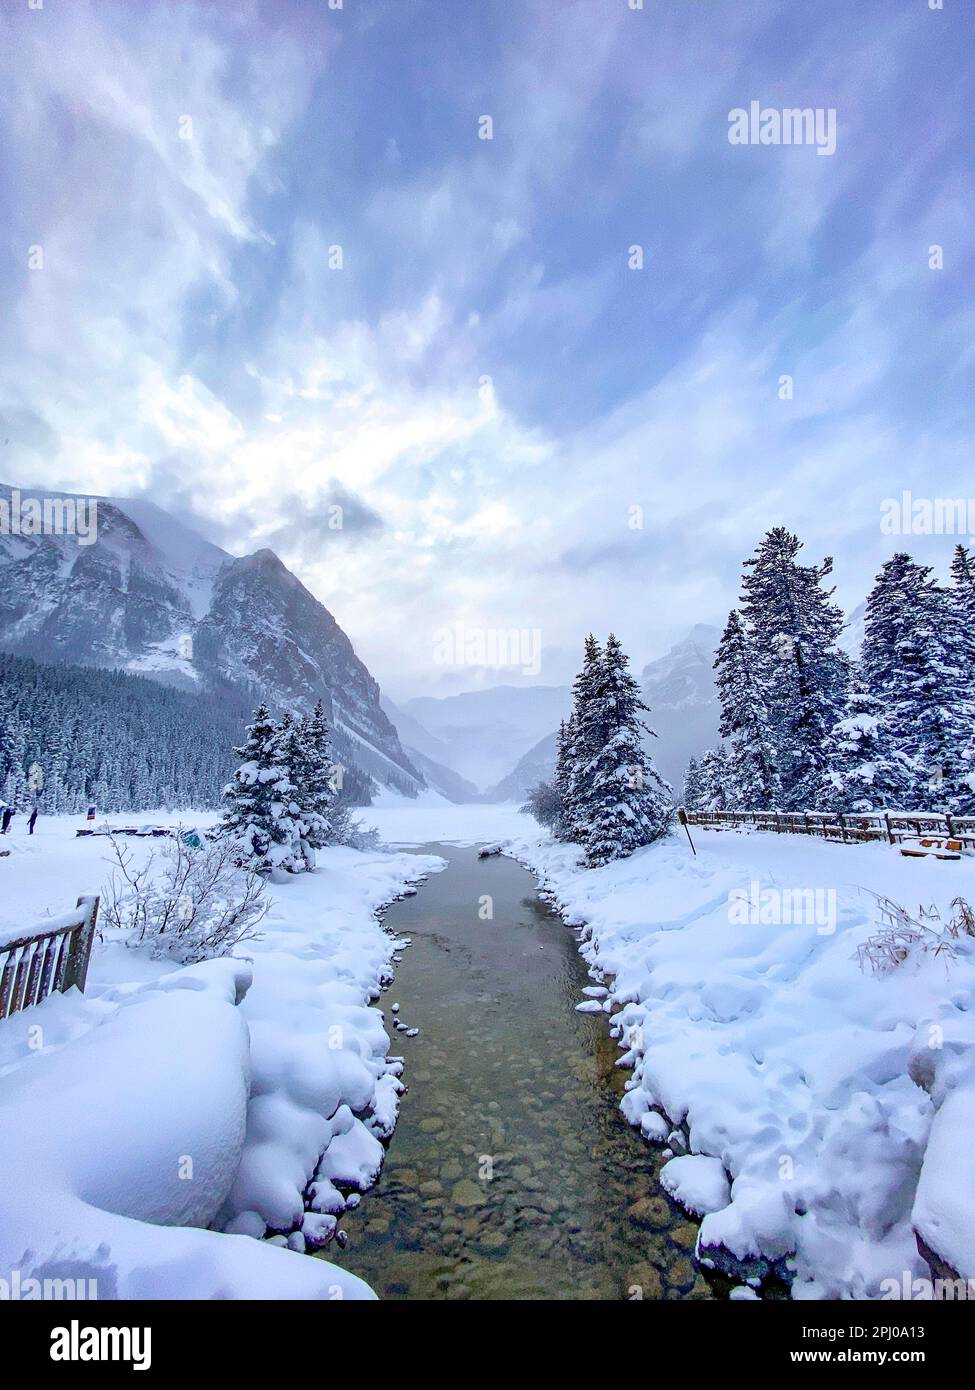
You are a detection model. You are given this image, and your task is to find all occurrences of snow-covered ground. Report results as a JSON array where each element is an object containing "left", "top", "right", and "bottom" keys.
[
  {"left": 0, "top": 810, "right": 442, "bottom": 1300},
  {"left": 508, "top": 823, "right": 975, "bottom": 1299},
  {"left": 369, "top": 794, "right": 529, "bottom": 846},
  {"left": 6, "top": 800, "right": 972, "bottom": 1302}
]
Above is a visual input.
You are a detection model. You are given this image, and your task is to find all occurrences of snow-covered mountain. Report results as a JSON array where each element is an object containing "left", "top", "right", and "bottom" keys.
[
  {"left": 485, "top": 729, "right": 559, "bottom": 803},
  {"left": 403, "top": 684, "right": 574, "bottom": 792},
  {"left": 839, "top": 600, "right": 866, "bottom": 658},
  {"left": 380, "top": 696, "right": 480, "bottom": 803},
  {"left": 0, "top": 483, "right": 424, "bottom": 797},
  {"left": 638, "top": 623, "right": 722, "bottom": 787}
]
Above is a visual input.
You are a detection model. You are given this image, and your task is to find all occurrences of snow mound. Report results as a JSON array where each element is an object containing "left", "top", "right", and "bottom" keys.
[
  {"left": 0, "top": 819, "right": 444, "bottom": 1299},
  {"left": 660, "top": 1154, "right": 731, "bottom": 1216}
]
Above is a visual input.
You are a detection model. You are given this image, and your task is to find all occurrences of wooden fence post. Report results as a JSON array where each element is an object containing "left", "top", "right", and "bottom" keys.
[{"left": 64, "top": 895, "right": 99, "bottom": 994}]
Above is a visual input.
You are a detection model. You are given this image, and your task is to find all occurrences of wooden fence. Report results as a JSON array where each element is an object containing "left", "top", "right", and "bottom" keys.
[
  {"left": 684, "top": 809, "right": 975, "bottom": 851},
  {"left": 0, "top": 895, "right": 100, "bottom": 1021}
]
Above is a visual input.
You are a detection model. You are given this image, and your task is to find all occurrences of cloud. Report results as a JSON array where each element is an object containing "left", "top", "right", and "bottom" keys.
[{"left": 0, "top": 0, "right": 971, "bottom": 698}]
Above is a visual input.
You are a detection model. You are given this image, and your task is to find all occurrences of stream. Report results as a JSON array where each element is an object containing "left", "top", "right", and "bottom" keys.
[{"left": 328, "top": 844, "right": 715, "bottom": 1300}]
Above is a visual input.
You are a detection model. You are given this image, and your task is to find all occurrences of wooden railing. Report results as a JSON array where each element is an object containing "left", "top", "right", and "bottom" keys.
[
  {"left": 684, "top": 809, "right": 975, "bottom": 851},
  {"left": 0, "top": 895, "right": 100, "bottom": 1021}
]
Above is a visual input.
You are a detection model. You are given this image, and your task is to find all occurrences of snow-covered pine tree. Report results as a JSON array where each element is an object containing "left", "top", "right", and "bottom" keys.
[
  {"left": 697, "top": 746, "right": 730, "bottom": 813},
  {"left": 276, "top": 711, "right": 315, "bottom": 869},
  {"left": 814, "top": 682, "right": 915, "bottom": 813},
  {"left": 682, "top": 756, "right": 705, "bottom": 812},
  {"left": 862, "top": 553, "right": 975, "bottom": 813},
  {"left": 550, "top": 718, "right": 575, "bottom": 840},
  {"left": 950, "top": 550, "right": 975, "bottom": 815},
  {"left": 583, "top": 634, "right": 672, "bottom": 867},
  {"left": 296, "top": 700, "right": 336, "bottom": 849},
  {"left": 41, "top": 727, "right": 68, "bottom": 815},
  {"left": 739, "top": 528, "right": 849, "bottom": 810},
  {"left": 1, "top": 712, "right": 28, "bottom": 809},
  {"left": 950, "top": 544, "right": 975, "bottom": 683},
  {"left": 219, "top": 703, "right": 304, "bottom": 875},
  {"left": 713, "top": 608, "right": 781, "bottom": 810},
  {"left": 560, "top": 635, "right": 605, "bottom": 846}
]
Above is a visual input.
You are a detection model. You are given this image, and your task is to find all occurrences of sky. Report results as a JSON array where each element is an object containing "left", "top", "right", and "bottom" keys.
[{"left": 1, "top": 0, "right": 973, "bottom": 699}]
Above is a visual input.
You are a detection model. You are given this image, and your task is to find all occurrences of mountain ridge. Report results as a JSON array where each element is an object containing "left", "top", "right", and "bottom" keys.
[{"left": 0, "top": 482, "right": 424, "bottom": 798}]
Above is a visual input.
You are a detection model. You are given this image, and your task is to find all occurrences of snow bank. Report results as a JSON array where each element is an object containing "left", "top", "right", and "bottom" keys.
[
  {"left": 511, "top": 826, "right": 975, "bottom": 1298},
  {"left": 908, "top": 1005, "right": 975, "bottom": 1280},
  {"left": 0, "top": 814, "right": 441, "bottom": 1298},
  {"left": 217, "top": 844, "right": 443, "bottom": 1249},
  {"left": 0, "top": 958, "right": 373, "bottom": 1298}
]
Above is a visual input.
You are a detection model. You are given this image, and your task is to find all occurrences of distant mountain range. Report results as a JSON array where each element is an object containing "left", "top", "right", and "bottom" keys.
[
  {"left": 0, "top": 483, "right": 425, "bottom": 798},
  {"left": 486, "top": 729, "right": 560, "bottom": 803},
  {"left": 637, "top": 622, "right": 723, "bottom": 789},
  {"left": 403, "top": 685, "right": 574, "bottom": 792},
  {"left": 379, "top": 696, "right": 480, "bottom": 803},
  {"left": 482, "top": 624, "right": 723, "bottom": 801}
]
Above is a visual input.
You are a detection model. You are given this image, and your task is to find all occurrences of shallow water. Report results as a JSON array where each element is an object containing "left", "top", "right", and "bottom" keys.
[{"left": 327, "top": 844, "right": 714, "bottom": 1300}]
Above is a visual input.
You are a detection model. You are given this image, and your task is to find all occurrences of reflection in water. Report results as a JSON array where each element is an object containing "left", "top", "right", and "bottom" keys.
[{"left": 325, "top": 845, "right": 714, "bottom": 1300}]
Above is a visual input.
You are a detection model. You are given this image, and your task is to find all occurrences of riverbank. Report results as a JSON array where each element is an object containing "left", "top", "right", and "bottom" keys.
[
  {"left": 328, "top": 842, "right": 713, "bottom": 1299},
  {"left": 507, "top": 824, "right": 975, "bottom": 1299},
  {"left": 0, "top": 811, "right": 440, "bottom": 1299}
]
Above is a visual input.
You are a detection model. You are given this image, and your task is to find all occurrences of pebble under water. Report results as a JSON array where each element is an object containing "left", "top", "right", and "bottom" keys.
[{"left": 325, "top": 844, "right": 715, "bottom": 1301}]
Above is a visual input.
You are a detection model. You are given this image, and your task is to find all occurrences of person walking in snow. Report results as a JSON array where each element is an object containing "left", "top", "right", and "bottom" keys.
[
  {"left": 1, "top": 807, "right": 14, "bottom": 834},
  {"left": 28, "top": 808, "right": 38, "bottom": 835}
]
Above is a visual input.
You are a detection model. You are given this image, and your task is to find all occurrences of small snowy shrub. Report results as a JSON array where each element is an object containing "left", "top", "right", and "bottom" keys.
[
  {"left": 856, "top": 893, "right": 975, "bottom": 975},
  {"left": 103, "top": 832, "right": 268, "bottom": 964},
  {"left": 521, "top": 780, "right": 563, "bottom": 831},
  {"left": 329, "top": 803, "right": 381, "bottom": 851}
]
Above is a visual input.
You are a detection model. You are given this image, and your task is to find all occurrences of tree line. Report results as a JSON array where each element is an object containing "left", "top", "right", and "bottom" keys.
[
  {"left": 0, "top": 654, "right": 375, "bottom": 817},
  {"left": 0, "top": 653, "right": 249, "bottom": 813},
  {"left": 685, "top": 530, "right": 975, "bottom": 817}
]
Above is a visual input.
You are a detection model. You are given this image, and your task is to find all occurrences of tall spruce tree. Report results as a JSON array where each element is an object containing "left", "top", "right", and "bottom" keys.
[
  {"left": 276, "top": 712, "right": 315, "bottom": 868},
  {"left": 219, "top": 703, "right": 303, "bottom": 874},
  {"left": 739, "top": 528, "right": 849, "bottom": 810},
  {"left": 861, "top": 553, "right": 974, "bottom": 812},
  {"left": 949, "top": 544, "right": 975, "bottom": 683},
  {"left": 301, "top": 700, "right": 337, "bottom": 849},
  {"left": 561, "top": 635, "right": 604, "bottom": 845},
  {"left": 814, "top": 682, "right": 915, "bottom": 812},
  {"left": 713, "top": 608, "right": 781, "bottom": 809},
  {"left": 582, "top": 634, "right": 672, "bottom": 867},
  {"left": 682, "top": 756, "right": 705, "bottom": 812},
  {"left": 697, "top": 746, "right": 730, "bottom": 812},
  {"left": 552, "top": 718, "right": 575, "bottom": 841}
]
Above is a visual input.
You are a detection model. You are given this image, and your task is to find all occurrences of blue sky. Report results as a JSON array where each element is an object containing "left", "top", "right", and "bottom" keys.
[{"left": 1, "top": 0, "right": 972, "bottom": 696}]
